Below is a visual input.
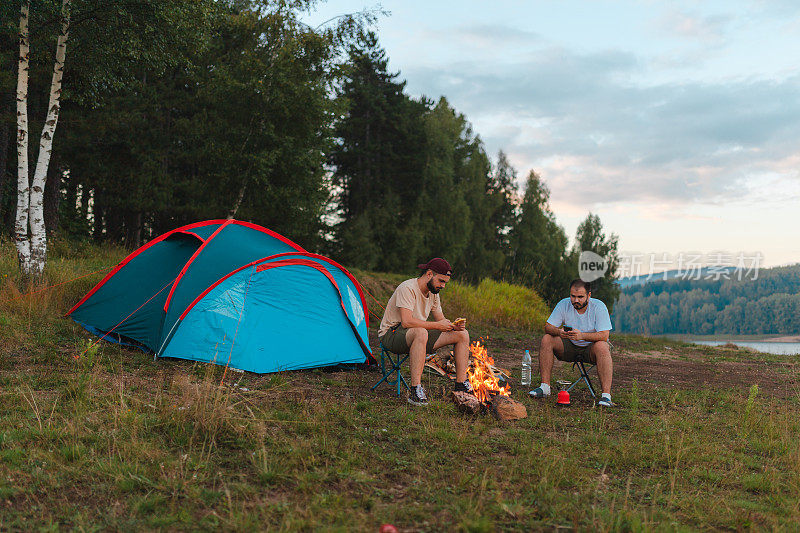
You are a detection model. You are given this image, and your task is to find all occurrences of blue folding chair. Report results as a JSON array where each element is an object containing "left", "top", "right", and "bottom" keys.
[
  {"left": 371, "top": 341, "right": 444, "bottom": 396},
  {"left": 371, "top": 341, "right": 411, "bottom": 396}
]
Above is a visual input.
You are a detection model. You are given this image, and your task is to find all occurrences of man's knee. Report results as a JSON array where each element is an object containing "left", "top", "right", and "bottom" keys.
[
  {"left": 541, "top": 334, "right": 558, "bottom": 349},
  {"left": 593, "top": 340, "right": 611, "bottom": 356},
  {"left": 432, "top": 329, "right": 469, "bottom": 352},
  {"left": 591, "top": 341, "right": 612, "bottom": 362},
  {"left": 408, "top": 327, "right": 428, "bottom": 345}
]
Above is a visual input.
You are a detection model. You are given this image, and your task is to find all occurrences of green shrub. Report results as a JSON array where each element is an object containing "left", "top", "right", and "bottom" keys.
[{"left": 444, "top": 278, "right": 549, "bottom": 331}]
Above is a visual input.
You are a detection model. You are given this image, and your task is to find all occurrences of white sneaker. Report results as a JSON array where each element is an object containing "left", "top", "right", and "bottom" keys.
[
  {"left": 597, "top": 397, "right": 616, "bottom": 408},
  {"left": 529, "top": 386, "right": 550, "bottom": 398}
]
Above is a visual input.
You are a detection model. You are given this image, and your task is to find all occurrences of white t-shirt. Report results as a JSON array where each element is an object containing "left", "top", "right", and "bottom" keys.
[{"left": 546, "top": 297, "right": 613, "bottom": 347}]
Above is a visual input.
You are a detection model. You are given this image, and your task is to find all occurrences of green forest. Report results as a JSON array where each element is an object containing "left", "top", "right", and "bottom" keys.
[
  {"left": 1, "top": 0, "right": 619, "bottom": 307},
  {"left": 613, "top": 264, "right": 800, "bottom": 335}
]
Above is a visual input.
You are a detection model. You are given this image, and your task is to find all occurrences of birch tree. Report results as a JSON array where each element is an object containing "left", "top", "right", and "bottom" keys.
[
  {"left": 15, "top": 1, "right": 31, "bottom": 273},
  {"left": 15, "top": 0, "right": 70, "bottom": 278}
]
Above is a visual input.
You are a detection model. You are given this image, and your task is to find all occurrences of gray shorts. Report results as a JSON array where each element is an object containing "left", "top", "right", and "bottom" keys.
[
  {"left": 556, "top": 338, "right": 595, "bottom": 363},
  {"left": 379, "top": 325, "right": 442, "bottom": 354}
]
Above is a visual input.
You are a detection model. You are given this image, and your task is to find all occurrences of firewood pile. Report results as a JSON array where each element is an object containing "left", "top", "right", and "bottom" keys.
[
  {"left": 451, "top": 390, "right": 527, "bottom": 420},
  {"left": 449, "top": 342, "right": 528, "bottom": 421}
]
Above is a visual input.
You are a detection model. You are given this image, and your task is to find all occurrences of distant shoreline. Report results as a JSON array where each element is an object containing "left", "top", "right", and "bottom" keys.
[
  {"left": 761, "top": 336, "right": 800, "bottom": 343},
  {"left": 661, "top": 334, "right": 800, "bottom": 343}
]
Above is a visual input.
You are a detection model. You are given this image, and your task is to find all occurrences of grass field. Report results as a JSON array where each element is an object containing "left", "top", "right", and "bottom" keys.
[{"left": 1, "top": 242, "right": 799, "bottom": 531}]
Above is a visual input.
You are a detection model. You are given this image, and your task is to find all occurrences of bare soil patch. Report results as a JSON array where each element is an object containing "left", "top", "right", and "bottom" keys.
[{"left": 415, "top": 331, "right": 800, "bottom": 401}]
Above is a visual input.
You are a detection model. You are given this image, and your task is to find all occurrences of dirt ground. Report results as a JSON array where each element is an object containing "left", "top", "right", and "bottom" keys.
[
  {"left": 485, "top": 334, "right": 800, "bottom": 401},
  {"left": 358, "top": 329, "right": 800, "bottom": 402},
  {"left": 182, "top": 328, "right": 800, "bottom": 409}
]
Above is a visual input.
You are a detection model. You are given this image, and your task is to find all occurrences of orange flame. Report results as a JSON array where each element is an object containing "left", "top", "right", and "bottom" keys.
[{"left": 467, "top": 341, "right": 509, "bottom": 403}]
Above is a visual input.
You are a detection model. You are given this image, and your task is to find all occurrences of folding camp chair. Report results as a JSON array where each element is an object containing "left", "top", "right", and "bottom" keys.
[
  {"left": 371, "top": 341, "right": 440, "bottom": 396},
  {"left": 564, "top": 360, "right": 597, "bottom": 399},
  {"left": 562, "top": 339, "right": 615, "bottom": 400},
  {"left": 371, "top": 341, "right": 411, "bottom": 396}
]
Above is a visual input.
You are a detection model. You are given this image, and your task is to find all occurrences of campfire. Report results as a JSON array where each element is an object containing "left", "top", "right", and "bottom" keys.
[
  {"left": 451, "top": 341, "right": 527, "bottom": 421},
  {"left": 467, "top": 341, "right": 510, "bottom": 403}
]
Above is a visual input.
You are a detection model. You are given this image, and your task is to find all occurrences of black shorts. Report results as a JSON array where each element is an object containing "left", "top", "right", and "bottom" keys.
[
  {"left": 556, "top": 338, "right": 595, "bottom": 363},
  {"left": 378, "top": 325, "right": 442, "bottom": 354}
]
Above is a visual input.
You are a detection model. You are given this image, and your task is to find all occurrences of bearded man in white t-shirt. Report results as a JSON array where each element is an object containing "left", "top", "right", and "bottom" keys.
[
  {"left": 529, "top": 279, "right": 616, "bottom": 407},
  {"left": 377, "top": 258, "right": 472, "bottom": 406}
]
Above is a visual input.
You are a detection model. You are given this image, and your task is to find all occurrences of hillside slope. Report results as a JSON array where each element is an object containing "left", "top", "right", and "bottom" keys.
[{"left": 1, "top": 243, "right": 798, "bottom": 530}]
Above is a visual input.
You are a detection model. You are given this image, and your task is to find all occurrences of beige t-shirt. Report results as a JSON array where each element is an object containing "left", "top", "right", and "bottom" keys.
[{"left": 378, "top": 278, "right": 442, "bottom": 337}]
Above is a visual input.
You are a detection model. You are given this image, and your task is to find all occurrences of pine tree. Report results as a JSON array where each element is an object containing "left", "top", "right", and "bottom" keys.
[
  {"left": 417, "top": 98, "right": 471, "bottom": 264},
  {"left": 507, "top": 170, "right": 570, "bottom": 305},
  {"left": 489, "top": 150, "right": 518, "bottom": 255},
  {"left": 451, "top": 118, "right": 505, "bottom": 281},
  {"left": 56, "top": 1, "right": 358, "bottom": 249},
  {"left": 571, "top": 213, "right": 620, "bottom": 310},
  {"left": 331, "top": 32, "right": 428, "bottom": 271}
]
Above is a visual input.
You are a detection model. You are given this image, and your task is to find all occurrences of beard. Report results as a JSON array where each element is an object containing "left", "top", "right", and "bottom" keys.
[
  {"left": 572, "top": 300, "right": 588, "bottom": 310},
  {"left": 427, "top": 280, "right": 440, "bottom": 294}
]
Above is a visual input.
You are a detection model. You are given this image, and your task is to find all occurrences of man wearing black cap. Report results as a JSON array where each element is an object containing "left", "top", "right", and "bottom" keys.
[{"left": 378, "top": 258, "right": 473, "bottom": 406}]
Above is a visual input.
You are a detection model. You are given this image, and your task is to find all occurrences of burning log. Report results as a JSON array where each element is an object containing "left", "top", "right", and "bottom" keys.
[
  {"left": 467, "top": 341, "right": 510, "bottom": 404},
  {"left": 451, "top": 390, "right": 482, "bottom": 415},
  {"left": 448, "top": 341, "right": 528, "bottom": 420}
]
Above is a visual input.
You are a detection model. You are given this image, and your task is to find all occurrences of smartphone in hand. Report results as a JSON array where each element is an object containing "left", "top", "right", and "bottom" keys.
[{"left": 563, "top": 326, "right": 572, "bottom": 331}]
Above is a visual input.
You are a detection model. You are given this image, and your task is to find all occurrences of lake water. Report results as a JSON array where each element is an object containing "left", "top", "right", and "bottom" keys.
[{"left": 692, "top": 341, "right": 800, "bottom": 355}]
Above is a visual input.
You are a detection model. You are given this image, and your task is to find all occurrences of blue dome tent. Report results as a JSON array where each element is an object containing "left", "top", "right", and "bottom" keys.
[{"left": 68, "top": 220, "right": 372, "bottom": 373}]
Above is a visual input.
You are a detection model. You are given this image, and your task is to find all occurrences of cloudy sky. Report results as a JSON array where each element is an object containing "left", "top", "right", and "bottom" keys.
[{"left": 305, "top": 0, "right": 800, "bottom": 272}]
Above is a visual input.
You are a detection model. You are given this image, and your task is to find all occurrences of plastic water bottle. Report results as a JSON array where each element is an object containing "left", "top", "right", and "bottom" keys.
[{"left": 521, "top": 349, "right": 531, "bottom": 386}]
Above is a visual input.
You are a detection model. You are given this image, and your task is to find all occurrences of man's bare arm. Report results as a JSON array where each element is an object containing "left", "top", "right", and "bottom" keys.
[
  {"left": 432, "top": 308, "right": 466, "bottom": 331},
  {"left": 568, "top": 330, "right": 610, "bottom": 342},
  {"left": 400, "top": 307, "right": 453, "bottom": 331},
  {"left": 544, "top": 323, "right": 569, "bottom": 338}
]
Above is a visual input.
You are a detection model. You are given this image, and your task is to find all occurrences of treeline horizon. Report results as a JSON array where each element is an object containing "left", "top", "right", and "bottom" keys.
[
  {"left": 1, "top": 1, "right": 619, "bottom": 307},
  {"left": 613, "top": 264, "right": 800, "bottom": 335}
]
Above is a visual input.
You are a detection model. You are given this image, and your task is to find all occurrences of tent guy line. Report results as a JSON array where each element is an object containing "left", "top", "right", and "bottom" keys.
[{"left": 79, "top": 276, "right": 177, "bottom": 359}]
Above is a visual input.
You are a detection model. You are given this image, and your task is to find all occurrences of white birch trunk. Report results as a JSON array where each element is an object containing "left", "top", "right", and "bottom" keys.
[
  {"left": 28, "top": 0, "right": 71, "bottom": 277},
  {"left": 227, "top": 180, "right": 248, "bottom": 220},
  {"left": 15, "top": 1, "right": 31, "bottom": 273}
]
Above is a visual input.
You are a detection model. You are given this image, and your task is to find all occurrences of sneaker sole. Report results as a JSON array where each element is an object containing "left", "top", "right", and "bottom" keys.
[{"left": 407, "top": 398, "right": 429, "bottom": 406}]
